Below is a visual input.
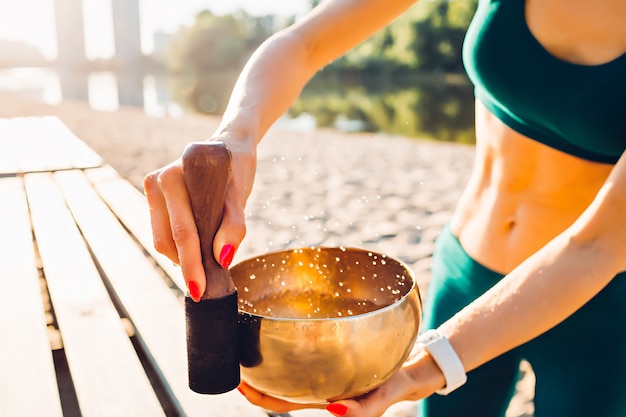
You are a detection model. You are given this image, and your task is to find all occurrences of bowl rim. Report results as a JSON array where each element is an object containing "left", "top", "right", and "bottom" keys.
[{"left": 232, "top": 245, "right": 422, "bottom": 322}]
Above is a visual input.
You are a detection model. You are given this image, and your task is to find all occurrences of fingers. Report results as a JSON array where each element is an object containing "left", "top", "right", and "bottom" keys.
[
  {"left": 145, "top": 162, "right": 207, "bottom": 300},
  {"left": 326, "top": 369, "right": 420, "bottom": 417},
  {"left": 326, "top": 392, "right": 385, "bottom": 417},
  {"left": 211, "top": 138, "right": 256, "bottom": 269},
  {"left": 158, "top": 163, "right": 207, "bottom": 299},
  {"left": 327, "top": 402, "right": 352, "bottom": 416},
  {"left": 144, "top": 169, "right": 178, "bottom": 264},
  {"left": 144, "top": 138, "right": 256, "bottom": 302},
  {"left": 213, "top": 189, "right": 247, "bottom": 269},
  {"left": 237, "top": 381, "right": 326, "bottom": 414},
  {"left": 326, "top": 397, "right": 380, "bottom": 417}
]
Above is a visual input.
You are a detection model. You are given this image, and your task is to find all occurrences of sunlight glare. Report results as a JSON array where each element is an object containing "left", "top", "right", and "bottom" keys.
[{"left": 0, "top": 0, "right": 310, "bottom": 59}]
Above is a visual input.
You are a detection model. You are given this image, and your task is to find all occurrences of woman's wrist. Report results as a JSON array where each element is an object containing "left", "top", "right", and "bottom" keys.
[
  {"left": 402, "top": 345, "right": 447, "bottom": 398},
  {"left": 214, "top": 107, "right": 263, "bottom": 146},
  {"left": 416, "top": 329, "right": 467, "bottom": 395}
]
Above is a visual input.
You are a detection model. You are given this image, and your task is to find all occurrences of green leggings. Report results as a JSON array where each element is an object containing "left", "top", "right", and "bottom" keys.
[{"left": 419, "top": 225, "right": 626, "bottom": 417}]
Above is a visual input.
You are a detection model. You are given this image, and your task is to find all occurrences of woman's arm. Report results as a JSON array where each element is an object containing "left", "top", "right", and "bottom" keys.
[
  {"left": 144, "top": 0, "right": 418, "bottom": 300},
  {"left": 317, "top": 151, "right": 626, "bottom": 416},
  {"left": 215, "top": 0, "right": 418, "bottom": 144}
]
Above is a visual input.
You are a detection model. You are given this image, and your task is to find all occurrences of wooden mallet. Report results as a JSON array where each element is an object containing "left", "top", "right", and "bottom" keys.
[{"left": 182, "top": 141, "right": 240, "bottom": 394}]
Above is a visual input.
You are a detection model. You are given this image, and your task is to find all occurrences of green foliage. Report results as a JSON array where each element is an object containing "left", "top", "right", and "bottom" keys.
[
  {"left": 169, "top": 0, "right": 479, "bottom": 77},
  {"left": 166, "top": 10, "right": 278, "bottom": 75},
  {"left": 166, "top": 1, "right": 479, "bottom": 141},
  {"left": 328, "top": 0, "right": 478, "bottom": 75},
  {"left": 291, "top": 74, "right": 476, "bottom": 143},
  {"left": 166, "top": 10, "right": 275, "bottom": 113}
]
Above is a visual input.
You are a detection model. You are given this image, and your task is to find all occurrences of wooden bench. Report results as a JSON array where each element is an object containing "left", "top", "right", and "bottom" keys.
[
  {"left": 0, "top": 116, "right": 284, "bottom": 417},
  {"left": 0, "top": 116, "right": 417, "bottom": 417}
]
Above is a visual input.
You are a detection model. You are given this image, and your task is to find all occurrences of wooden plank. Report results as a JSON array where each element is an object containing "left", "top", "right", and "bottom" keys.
[
  {"left": 86, "top": 165, "right": 185, "bottom": 292},
  {"left": 0, "top": 119, "right": 20, "bottom": 174},
  {"left": 55, "top": 169, "right": 268, "bottom": 417},
  {"left": 24, "top": 172, "right": 165, "bottom": 417},
  {"left": 0, "top": 177, "right": 63, "bottom": 417},
  {"left": 0, "top": 117, "right": 102, "bottom": 175},
  {"left": 41, "top": 117, "right": 103, "bottom": 170}
]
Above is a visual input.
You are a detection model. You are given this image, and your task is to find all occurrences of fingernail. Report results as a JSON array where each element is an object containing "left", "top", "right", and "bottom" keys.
[
  {"left": 219, "top": 244, "right": 236, "bottom": 269},
  {"left": 188, "top": 281, "right": 201, "bottom": 302},
  {"left": 326, "top": 403, "right": 348, "bottom": 416}
]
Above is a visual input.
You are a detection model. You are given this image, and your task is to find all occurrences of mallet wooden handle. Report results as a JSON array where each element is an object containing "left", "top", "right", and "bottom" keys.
[
  {"left": 182, "top": 141, "right": 240, "bottom": 394},
  {"left": 182, "top": 141, "right": 236, "bottom": 299}
]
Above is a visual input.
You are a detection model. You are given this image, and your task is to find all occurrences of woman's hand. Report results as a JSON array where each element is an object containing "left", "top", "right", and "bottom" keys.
[
  {"left": 237, "top": 381, "right": 328, "bottom": 414},
  {"left": 143, "top": 135, "right": 257, "bottom": 300},
  {"left": 238, "top": 350, "right": 446, "bottom": 417}
]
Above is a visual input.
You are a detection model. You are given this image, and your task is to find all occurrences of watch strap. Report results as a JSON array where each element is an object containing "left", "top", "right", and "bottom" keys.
[{"left": 417, "top": 329, "right": 467, "bottom": 395}]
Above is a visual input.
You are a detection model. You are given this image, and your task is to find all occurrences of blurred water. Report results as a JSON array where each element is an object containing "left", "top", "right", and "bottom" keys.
[
  {"left": 0, "top": 67, "right": 183, "bottom": 117},
  {"left": 0, "top": 67, "right": 476, "bottom": 143}
]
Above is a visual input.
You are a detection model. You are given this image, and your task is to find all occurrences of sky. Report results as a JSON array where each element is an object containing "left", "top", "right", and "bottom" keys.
[{"left": 0, "top": 0, "right": 310, "bottom": 59}]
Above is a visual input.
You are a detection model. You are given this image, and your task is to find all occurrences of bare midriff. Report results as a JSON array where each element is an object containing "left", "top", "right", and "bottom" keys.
[{"left": 449, "top": 100, "right": 615, "bottom": 274}]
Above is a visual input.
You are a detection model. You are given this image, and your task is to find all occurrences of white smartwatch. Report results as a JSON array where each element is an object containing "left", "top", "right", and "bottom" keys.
[{"left": 417, "top": 329, "right": 467, "bottom": 395}]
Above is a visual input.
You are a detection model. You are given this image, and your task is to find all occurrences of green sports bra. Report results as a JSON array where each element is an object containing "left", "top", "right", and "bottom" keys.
[{"left": 462, "top": 0, "right": 626, "bottom": 164}]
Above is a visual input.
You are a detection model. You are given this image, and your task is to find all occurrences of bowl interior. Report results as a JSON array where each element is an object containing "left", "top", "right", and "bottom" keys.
[{"left": 231, "top": 246, "right": 415, "bottom": 319}]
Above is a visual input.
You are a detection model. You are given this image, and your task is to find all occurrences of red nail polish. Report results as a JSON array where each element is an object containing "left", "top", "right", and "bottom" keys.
[
  {"left": 326, "top": 403, "right": 348, "bottom": 416},
  {"left": 188, "top": 281, "right": 201, "bottom": 302},
  {"left": 237, "top": 386, "right": 245, "bottom": 396},
  {"left": 219, "top": 244, "right": 236, "bottom": 269}
]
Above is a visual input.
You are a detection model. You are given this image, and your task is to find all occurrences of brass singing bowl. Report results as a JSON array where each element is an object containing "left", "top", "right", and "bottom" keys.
[{"left": 231, "top": 246, "right": 422, "bottom": 404}]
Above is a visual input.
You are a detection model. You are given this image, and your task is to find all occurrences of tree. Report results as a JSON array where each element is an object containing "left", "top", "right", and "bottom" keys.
[
  {"left": 166, "top": 10, "right": 276, "bottom": 114},
  {"left": 326, "top": 0, "right": 478, "bottom": 75},
  {"left": 167, "top": 11, "right": 248, "bottom": 73}
]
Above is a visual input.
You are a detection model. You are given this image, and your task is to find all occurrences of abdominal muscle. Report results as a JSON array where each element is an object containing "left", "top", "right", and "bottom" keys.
[{"left": 449, "top": 100, "right": 614, "bottom": 274}]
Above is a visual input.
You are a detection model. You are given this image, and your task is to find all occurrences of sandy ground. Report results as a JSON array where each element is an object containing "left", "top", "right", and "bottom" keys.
[{"left": 0, "top": 91, "right": 534, "bottom": 417}]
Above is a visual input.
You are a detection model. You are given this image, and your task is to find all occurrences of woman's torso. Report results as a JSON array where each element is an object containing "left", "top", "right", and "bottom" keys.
[{"left": 450, "top": 0, "right": 626, "bottom": 274}]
